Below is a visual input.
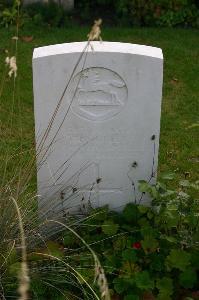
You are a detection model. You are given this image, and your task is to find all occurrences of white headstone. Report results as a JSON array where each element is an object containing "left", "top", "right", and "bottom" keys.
[{"left": 33, "top": 41, "right": 163, "bottom": 217}]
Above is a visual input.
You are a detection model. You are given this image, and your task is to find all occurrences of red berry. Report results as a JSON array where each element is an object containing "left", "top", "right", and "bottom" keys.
[{"left": 132, "top": 242, "right": 141, "bottom": 249}]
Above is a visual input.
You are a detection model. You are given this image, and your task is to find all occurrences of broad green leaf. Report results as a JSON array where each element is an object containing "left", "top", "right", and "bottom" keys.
[
  {"left": 156, "top": 277, "right": 173, "bottom": 296},
  {"left": 122, "top": 249, "right": 138, "bottom": 262},
  {"left": 156, "top": 182, "right": 167, "bottom": 192},
  {"left": 151, "top": 186, "right": 159, "bottom": 199},
  {"left": 135, "top": 271, "right": 154, "bottom": 290},
  {"left": 138, "top": 217, "right": 150, "bottom": 227},
  {"left": 150, "top": 254, "right": 164, "bottom": 272},
  {"left": 122, "top": 261, "right": 140, "bottom": 276},
  {"left": 165, "top": 211, "right": 180, "bottom": 228},
  {"left": 166, "top": 249, "right": 191, "bottom": 271},
  {"left": 141, "top": 225, "right": 156, "bottom": 238},
  {"left": 138, "top": 180, "right": 151, "bottom": 193},
  {"left": 138, "top": 205, "right": 149, "bottom": 214},
  {"left": 179, "top": 269, "right": 197, "bottom": 288},
  {"left": 123, "top": 203, "right": 140, "bottom": 223},
  {"left": 113, "top": 278, "right": 130, "bottom": 294},
  {"left": 141, "top": 236, "right": 158, "bottom": 252},
  {"left": 147, "top": 211, "right": 154, "bottom": 219},
  {"left": 102, "top": 220, "right": 119, "bottom": 235}
]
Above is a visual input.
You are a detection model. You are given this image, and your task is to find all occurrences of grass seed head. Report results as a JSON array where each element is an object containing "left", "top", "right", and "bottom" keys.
[{"left": 87, "top": 18, "right": 103, "bottom": 41}]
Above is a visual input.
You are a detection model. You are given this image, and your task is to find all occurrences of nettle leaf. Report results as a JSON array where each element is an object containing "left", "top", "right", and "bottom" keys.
[
  {"left": 135, "top": 271, "right": 154, "bottom": 290},
  {"left": 124, "top": 295, "right": 139, "bottom": 300},
  {"left": 166, "top": 249, "right": 191, "bottom": 271},
  {"left": 156, "top": 277, "right": 173, "bottom": 296},
  {"left": 179, "top": 268, "right": 197, "bottom": 288},
  {"left": 122, "top": 249, "right": 138, "bottom": 262},
  {"left": 102, "top": 220, "right": 119, "bottom": 235}
]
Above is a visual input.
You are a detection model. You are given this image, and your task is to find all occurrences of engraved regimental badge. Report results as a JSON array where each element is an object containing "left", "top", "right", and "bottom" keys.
[{"left": 71, "top": 67, "right": 128, "bottom": 121}]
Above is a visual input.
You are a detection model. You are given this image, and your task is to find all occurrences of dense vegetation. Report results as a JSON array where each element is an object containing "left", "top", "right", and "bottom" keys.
[
  {"left": 0, "top": 0, "right": 199, "bottom": 28},
  {"left": 60, "top": 177, "right": 199, "bottom": 300},
  {"left": 75, "top": 0, "right": 199, "bottom": 27}
]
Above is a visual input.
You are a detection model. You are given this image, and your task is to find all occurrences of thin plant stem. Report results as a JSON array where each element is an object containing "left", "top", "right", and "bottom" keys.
[{"left": 9, "top": 196, "right": 29, "bottom": 300}]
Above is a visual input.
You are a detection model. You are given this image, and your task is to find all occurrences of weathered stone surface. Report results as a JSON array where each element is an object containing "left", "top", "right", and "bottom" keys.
[{"left": 33, "top": 41, "right": 163, "bottom": 217}]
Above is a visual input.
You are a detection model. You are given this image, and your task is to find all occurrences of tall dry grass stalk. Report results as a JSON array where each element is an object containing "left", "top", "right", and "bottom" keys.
[
  {"left": 9, "top": 196, "right": 30, "bottom": 300},
  {"left": 0, "top": 11, "right": 110, "bottom": 299}
]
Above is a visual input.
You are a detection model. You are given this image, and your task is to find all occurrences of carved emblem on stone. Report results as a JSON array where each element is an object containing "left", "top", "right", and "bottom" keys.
[{"left": 71, "top": 67, "right": 128, "bottom": 121}]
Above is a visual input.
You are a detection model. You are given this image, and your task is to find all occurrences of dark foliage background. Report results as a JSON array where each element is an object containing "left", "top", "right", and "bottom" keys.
[
  {"left": 74, "top": 0, "right": 199, "bottom": 27},
  {"left": 1, "top": 0, "right": 199, "bottom": 28}
]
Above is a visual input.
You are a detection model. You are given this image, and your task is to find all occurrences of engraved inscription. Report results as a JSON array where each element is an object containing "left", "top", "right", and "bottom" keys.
[{"left": 71, "top": 67, "right": 128, "bottom": 121}]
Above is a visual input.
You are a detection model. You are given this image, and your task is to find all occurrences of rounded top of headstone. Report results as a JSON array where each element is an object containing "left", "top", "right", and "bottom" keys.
[{"left": 33, "top": 41, "right": 163, "bottom": 60}]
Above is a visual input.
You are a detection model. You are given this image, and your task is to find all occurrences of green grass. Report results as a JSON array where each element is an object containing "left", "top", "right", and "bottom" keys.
[{"left": 0, "top": 25, "right": 198, "bottom": 184}]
